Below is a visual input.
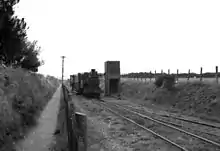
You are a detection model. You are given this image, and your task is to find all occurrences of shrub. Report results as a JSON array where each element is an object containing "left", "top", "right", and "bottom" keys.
[
  {"left": 154, "top": 74, "right": 175, "bottom": 90},
  {"left": 0, "top": 67, "right": 60, "bottom": 150}
]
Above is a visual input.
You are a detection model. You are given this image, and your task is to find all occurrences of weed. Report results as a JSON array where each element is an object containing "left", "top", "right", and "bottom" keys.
[{"left": 0, "top": 66, "right": 60, "bottom": 149}]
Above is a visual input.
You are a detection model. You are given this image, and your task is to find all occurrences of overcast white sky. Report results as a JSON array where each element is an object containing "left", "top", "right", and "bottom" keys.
[{"left": 15, "top": 0, "right": 220, "bottom": 78}]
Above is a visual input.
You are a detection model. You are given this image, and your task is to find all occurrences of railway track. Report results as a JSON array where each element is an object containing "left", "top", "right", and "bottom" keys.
[
  {"left": 109, "top": 103, "right": 220, "bottom": 136},
  {"left": 109, "top": 102, "right": 220, "bottom": 139},
  {"left": 94, "top": 99, "right": 220, "bottom": 151},
  {"left": 110, "top": 95, "right": 220, "bottom": 129}
]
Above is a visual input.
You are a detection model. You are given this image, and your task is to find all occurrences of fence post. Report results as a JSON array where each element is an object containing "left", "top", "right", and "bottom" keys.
[
  {"left": 168, "top": 69, "right": 170, "bottom": 75},
  {"left": 62, "top": 86, "right": 75, "bottom": 151},
  {"left": 144, "top": 73, "right": 146, "bottom": 83},
  {"left": 176, "top": 69, "right": 179, "bottom": 82},
  {"left": 140, "top": 74, "right": 143, "bottom": 82},
  {"left": 200, "top": 67, "right": 203, "bottom": 82},
  {"left": 75, "top": 112, "right": 87, "bottom": 151},
  {"left": 150, "top": 71, "right": 152, "bottom": 82},
  {"left": 68, "top": 101, "right": 78, "bottom": 151},
  {"left": 161, "top": 69, "right": 163, "bottom": 75},
  {"left": 216, "top": 66, "right": 218, "bottom": 84},
  {"left": 187, "top": 69, "right": 190, "bottom": 82}
]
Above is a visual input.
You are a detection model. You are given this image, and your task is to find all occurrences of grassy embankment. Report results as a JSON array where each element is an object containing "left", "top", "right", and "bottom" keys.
[
  {"left": 0, "top": 66, "right": 60, "bottom": 150},
  {"left": 120, "top": 78, "right": 220, "bottom": 122}
]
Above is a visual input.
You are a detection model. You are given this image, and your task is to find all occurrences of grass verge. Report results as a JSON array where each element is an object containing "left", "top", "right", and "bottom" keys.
[
  {"left": 0, "top": 66, "right": 60, "bottom": 150},
  {"left": 120, "top": 80, "right": 220, "bottom": 122}
]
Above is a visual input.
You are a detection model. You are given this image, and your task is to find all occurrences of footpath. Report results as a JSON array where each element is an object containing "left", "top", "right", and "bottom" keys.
[{"left": 15, "top": 86, "right": 61, "bottom": 151}]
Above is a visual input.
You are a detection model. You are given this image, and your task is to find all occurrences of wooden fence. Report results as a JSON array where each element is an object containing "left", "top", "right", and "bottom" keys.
[
  {"left": 60, "top": 84, "right": 87, "bottom": 151},
  {"left": 121, "top": 66, "right": 219, "bottom": 84}
]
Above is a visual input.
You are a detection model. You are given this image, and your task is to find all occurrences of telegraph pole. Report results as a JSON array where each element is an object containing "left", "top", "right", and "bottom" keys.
[{"left": 61, "top": 56, "right": 66, "bottom": 84}]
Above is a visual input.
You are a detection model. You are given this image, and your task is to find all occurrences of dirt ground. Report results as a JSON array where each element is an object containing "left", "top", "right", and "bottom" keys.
[
  {"left": 48, "top": 77, "right": 220, "bottom": 151},
  {"left": 119, "top": 78, "right": 220, "bottom": 123},
  {"left": 71, "top": 95, "right": 180, "bottom": 151}
]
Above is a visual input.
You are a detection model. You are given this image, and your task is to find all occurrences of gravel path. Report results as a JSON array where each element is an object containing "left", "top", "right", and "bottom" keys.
[{"left": 15, "top": 86, "right": 61, "bottom": 151}]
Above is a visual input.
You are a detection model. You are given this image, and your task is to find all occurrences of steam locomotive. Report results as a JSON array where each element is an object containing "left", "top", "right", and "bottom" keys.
[{"left": 70, "top": 69, "right": 101, "bottom": 98}]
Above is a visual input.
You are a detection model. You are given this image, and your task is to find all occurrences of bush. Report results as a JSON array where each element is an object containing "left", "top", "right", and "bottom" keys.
[
  {"left": 154, "top": 74, "right": 175, "bottom": 90},
  {"left": 0, "top": 67, "right": 60, "bottom": 150}
]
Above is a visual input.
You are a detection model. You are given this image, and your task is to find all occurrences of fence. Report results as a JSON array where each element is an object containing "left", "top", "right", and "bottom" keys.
[
  {"left": 121, "top": 66, "right": 219, "bottom": 84},
  {"left": 60, "top": 84, "right": 87, "bottom": 151}
]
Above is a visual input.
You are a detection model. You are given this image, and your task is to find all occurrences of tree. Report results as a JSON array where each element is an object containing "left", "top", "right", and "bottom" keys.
[
  {"left": 1, "top": 0, "right": 27, "bottom": 64},
  {"left": 0, "top": 0, "right": 43, "bottom": 72},
  {"left": 0, "top": 0, "right": 25, "bottom": 63},
  {"left": 20, "top": 40, "right": 44, "bottom": 72}
]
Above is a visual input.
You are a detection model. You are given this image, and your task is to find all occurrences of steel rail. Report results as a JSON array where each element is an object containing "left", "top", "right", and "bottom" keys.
[
  {"left": 112, "top": 103, "right": 220, "bottom": 131},
  {"left": 131, "top": 104, "right": 220, "bottom": 129},
  {"left": 156, "top": 113, "right": 220, "bottom": 129},
  {"left": 141, "top": 112, "right": 219, "bottom": 137},
  {"left": 107, "top": 102, "right": 220, "bottom": 138},
  {"left": 97, "top": 101, "right": 188, "bottom": 151},
  {"left": 110, "top": 103, "right": 220, "bottom": 148},
  {"left": 110, "top": 96, "right": 220, "bottom": 129},
  {"left": 108, "top": 103, "right": 219, "bottom": 137}
]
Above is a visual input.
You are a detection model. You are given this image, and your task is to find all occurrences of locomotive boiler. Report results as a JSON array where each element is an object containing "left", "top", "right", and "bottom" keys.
[{"left": 71, "top": 69, "right": 101, "bottom": 98}]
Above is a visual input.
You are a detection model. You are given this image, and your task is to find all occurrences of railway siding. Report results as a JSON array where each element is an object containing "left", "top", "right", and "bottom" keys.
[
  {"left": 112, "top": 103, "right": 220, "bottom": 139},
  {"left": 71, "top": 95, "right": 179, "bottom": 151},
  {"left": 119, "top": 79, "right": 220, "bottom": 123},
  {"left": 98, "top": 98, "right": 220, "bottom": 151}
]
